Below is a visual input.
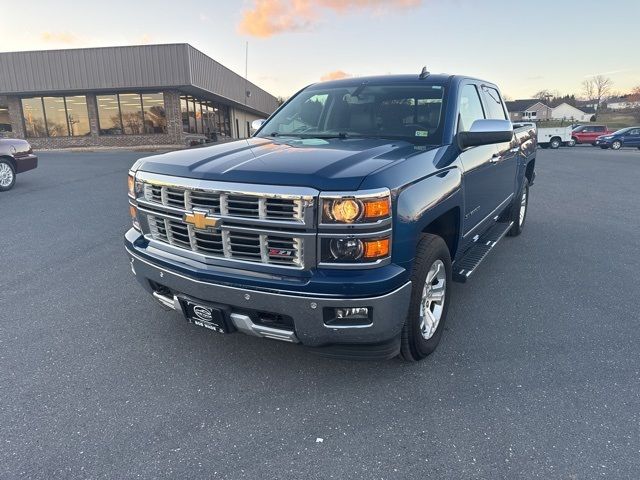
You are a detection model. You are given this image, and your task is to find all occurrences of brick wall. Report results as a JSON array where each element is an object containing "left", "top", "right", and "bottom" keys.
[{"left": 6, "top": 90, "right": 187, "bottom": 149}]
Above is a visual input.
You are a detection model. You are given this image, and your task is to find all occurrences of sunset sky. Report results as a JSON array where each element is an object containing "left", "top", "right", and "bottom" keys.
[{"left": 2, "top": 0, "right": 639, "bottom": 99}]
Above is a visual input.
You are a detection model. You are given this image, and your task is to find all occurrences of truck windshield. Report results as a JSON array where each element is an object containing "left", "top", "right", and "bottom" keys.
[{"left": 257, "top": 83, "right": 446, "bottom": 144}]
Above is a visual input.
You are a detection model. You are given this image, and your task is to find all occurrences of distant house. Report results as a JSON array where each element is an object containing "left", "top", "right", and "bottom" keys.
[
  {"left": 551, "top": 103, "right": 594, "bottom": 122},
  {"left": 605, "top": 95, "right": 640, "bottom": 110},
  {"left": 505, "top": 99, "right": 553, "bottom": 122}
]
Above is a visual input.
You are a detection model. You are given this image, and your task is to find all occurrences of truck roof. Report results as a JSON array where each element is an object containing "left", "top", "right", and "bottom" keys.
[{"left": 312, "top": 74, "right": 496, "bottom": 88}]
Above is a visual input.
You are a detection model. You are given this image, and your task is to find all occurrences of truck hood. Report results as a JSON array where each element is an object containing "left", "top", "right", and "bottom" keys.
[{"left": 137, "top": 137, "right": 438, "bottom": 191}]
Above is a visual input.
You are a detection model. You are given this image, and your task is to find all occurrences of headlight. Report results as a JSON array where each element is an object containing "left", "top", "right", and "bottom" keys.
[
  {"left": 321, "top": 191, "right": 391, "bottom": 224},
  {"left": 128, "top": 171, "right": 143, "bottom": 198}
]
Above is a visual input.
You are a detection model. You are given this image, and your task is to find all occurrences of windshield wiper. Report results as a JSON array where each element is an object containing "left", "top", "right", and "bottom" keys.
[{"left": 303, "top": 132, "right": 352, "bottom": 139}]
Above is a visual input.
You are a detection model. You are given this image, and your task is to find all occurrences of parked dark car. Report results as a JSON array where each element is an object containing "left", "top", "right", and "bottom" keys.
[
  {"left": 124, "top": 73, "right": 537, "bottom": 361},
  {"left": 595, "top": 127, "right": 640, "bottom": 150},
  {"left": 571, "top": 124, "right": 613, "bottom": 145},
  {"left": 0, "top": 139, "right": 38, "bottom": 191}
]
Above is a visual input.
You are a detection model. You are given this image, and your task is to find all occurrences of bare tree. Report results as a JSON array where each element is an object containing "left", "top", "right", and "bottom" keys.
[
  {"left": 532, "top": 89, "right": 556, "bottom": 103},
  {"left": 583, "top": 75, "right": 613, "bottom": 119}
]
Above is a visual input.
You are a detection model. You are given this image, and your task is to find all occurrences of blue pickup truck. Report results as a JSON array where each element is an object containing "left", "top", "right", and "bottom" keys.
[{"left": 125, "top": 72, "right": 537, "bottom": 361}]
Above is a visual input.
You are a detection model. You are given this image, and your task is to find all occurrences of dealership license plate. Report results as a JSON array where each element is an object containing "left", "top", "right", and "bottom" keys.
[{"left": 181, "top": 298, "right": 230, "bottom": 333}]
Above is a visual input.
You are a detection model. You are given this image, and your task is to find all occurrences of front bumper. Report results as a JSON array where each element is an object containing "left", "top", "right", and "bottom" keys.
[
  {"left": 15, "top": 154, "right": 38, "bottom": 174},
  {"left": 125, "top": 238, "right": 412, "bottom": 352}
]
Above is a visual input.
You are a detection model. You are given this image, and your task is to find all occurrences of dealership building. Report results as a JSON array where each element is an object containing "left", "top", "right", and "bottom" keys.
[{"left": 0, "top": 44, "right": 279, "bottom": 149}]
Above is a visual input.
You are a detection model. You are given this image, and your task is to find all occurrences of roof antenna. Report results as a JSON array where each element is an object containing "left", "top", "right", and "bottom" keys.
[{"left": 419, "top": 66, "right": 430, "bottom": 79}]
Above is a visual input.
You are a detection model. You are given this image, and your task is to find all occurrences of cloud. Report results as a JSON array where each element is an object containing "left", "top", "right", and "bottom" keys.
[
  {"left": 320, "top": 70, "right": 352, "bottom": 81},
  {"left": 40, "top": 32, "right": 79, "bottom": 44},
  {"left": 138, "top": 34, "right": 154, "bottom": 44},
  {"left": 238, "top": 0, "right": 421, "bottom": 37},
  {"left": 199, "top": 13, "right": 210, "bottom": 22}
]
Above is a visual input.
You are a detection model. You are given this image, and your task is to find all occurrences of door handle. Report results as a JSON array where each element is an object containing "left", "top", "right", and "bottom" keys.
[{"left": 490, "top": 153, "right": 502, "bottom": 163}]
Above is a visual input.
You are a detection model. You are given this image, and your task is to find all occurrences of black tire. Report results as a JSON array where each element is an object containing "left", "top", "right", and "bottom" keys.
[
  {"left": 0, "top": 159, "right": 16, "bottom": 192},
  {"left": 400, "top": 234, "right": 452, "bottom": 362},
  {"left": 567, "top": 139, "right": 576, "bottom": 147},
  {"left": 507, "top": 178, "right": 529, "bottom": 237},
  {"left": 611, "top": 140, "right": 622, "bottom": 150},
  {"left": 549, "top": 137, "right": 561, "bottom": 149}
]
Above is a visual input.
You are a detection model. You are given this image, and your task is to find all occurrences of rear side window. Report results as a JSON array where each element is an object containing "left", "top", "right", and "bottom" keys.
[
  {"left": 481, "top": 86, "right": 507, "bottom": 120},
  {"left": 594, "top": 126, "right": 605, "bottom": 132},
  {"left": 458, "top": 84, "right": 485, "bottom": 132}
]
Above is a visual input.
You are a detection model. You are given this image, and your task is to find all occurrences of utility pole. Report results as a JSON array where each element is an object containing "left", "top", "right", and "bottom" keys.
[{"left": 244, "top": 41, "right": 249, "bottom": 106}]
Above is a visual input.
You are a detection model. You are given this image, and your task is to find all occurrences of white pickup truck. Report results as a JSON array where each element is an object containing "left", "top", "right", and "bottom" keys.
[{"left": 514, "top": 123, "right": 574, "bottom": 149}]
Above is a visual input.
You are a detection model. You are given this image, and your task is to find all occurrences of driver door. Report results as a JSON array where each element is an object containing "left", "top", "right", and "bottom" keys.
[{"left": 457, "top": 83, "right": 501, "bottom": 239}]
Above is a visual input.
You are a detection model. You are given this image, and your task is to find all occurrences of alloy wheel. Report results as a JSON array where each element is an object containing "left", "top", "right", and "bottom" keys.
[
  {"left": 519, "top": 186, "right": 528, "bottom": 226},
  {"left": 0, "top": 163, "right": 14, "bottom": 187},
  {"left": 419, "top": 260, "right": 446, "bottom": 340}
]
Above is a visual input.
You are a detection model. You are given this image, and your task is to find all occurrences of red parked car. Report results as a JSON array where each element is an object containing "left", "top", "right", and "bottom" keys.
[{"left": 571, "top": 125, "right": 613, "bottom": 145}]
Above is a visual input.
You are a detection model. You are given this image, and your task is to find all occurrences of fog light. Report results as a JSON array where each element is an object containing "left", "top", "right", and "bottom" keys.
[
  {"left": 325, "top": 307, "right": 372, "bottom": 327},
  {"left": 330, "top": 238, "right": 363, "bottom": 261},
  {"left": 336, "top": 307, "right": 369, "bottom": 319}
]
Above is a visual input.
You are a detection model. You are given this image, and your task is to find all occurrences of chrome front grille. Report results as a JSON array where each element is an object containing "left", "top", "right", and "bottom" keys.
[
  {"left": 137, "top": 174, "right": 316, "bottom": 269},
  {"left": 144, "top": 184, "right": 303, "bottom": 221},
  {"left": 146, "top": 215, "right": 303, "bottom": 267}
]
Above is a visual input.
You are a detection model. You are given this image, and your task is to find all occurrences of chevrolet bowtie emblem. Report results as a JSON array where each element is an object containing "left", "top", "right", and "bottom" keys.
[{"left": 183, "top": 210, "right": 219, "bottom": 229}]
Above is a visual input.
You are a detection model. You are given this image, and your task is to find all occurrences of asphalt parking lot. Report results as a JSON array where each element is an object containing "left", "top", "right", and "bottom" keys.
[{"left": 1, "top": 146, "right": 639, "bottom": 479}]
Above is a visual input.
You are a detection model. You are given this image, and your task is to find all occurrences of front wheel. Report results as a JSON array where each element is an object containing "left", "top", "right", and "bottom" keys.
[
  {"left": 0, "top": 160, "right": 16, "bottom": 192},
  {"left": 400, "top": 234, "right": 452, "bottom": 362},
  {"left": 567, "top": 139, "right": 576, "bottom": 147},
  {"left": 550, "top": 137, "right": 561, "bottom": 149},
  {"left": 611, "top": 140, "right": 622, "bottom": 150}
]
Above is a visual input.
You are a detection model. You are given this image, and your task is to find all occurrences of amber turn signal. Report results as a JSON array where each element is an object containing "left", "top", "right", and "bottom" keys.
[
  {"left": 127, "top": 174, "right": 135, "bottom": 197},
  {"left": 363, "top": 198, "right": 391, "bottom": 220},
  {"left": 129, "top": 204, "right": 140, "bottom": 231},
  {"left": 363, "top": 238, "right": 390, "bottom": 259}
]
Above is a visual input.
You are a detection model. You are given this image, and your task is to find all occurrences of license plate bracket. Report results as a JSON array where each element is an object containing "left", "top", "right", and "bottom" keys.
[{"left": 179, "top": 297, "right": 232, "bottom": 334}]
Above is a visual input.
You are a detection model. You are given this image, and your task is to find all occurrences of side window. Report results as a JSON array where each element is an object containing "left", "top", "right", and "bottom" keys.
[
  {"left": 628, "top": 128, "right": 640, "bottom": 135},
  {"left": 458, "top": 84, "right": 485, "bottom": 132},
  {"left": 595, "top": 126, "right": 605, "bottom": 132},
  {"left": 481, "top": 86, "right": 508, "bottom": 120}
]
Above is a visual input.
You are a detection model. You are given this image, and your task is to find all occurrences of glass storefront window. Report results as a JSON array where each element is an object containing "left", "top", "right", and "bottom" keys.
[
  {"left": 97, "top": 95, "right": 122, "bottom": 135},
  {"left": 179, "top": 95, "right": 232, "bottom": 138},
  {"left": 21, "top": 98, "right": 47, "bottom": 137},
  {"left": 181, "top": 97, "right": 189, "bottom": 133},
  {"left": 0, "top": 107, "right": 10, "bottom": 133},
  {"left": 22, "top": 96, "right": 90, "bottom": 138},
  {"left": 65, "top": 96, "right": 90, "bottom": 136},
  {"left": 42, "top": 97, "right": 70, "bottom": 136},
  {"left": 118, "top": 93, "right": 143, "bottom": 135},
  {"left": 141, "top": 93, "right": 166, "bottom": 134}
]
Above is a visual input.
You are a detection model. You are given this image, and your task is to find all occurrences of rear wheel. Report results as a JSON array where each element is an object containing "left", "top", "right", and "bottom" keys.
[
  {"left": 0, "top": 160, "right": 16, "bottom": 192},
  {"left": 549, "top": 137, "right": 561, "bottom": 149},
  {"left": 507, "top": 178, "right": 529, "bottom": 237},
  {"left": 611, "top": 140, "right": 622, "bottom": 150},
  {"left": 567, "top": 139, "right": 576, "bottom": 147},
  {"left": 400, "top": 234, "right": 451, "bottom": 362}
]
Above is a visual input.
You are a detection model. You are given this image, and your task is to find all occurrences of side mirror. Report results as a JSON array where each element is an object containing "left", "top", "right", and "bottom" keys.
[
  {"left": 251, "top": 119, "right": 267, "bottom": 133},
  {"left": 458, "top": 119, "right": 513, "bottom": 149}
]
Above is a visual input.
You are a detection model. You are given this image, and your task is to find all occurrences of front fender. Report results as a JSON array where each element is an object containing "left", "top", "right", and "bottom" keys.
[{"left": 393, "top": 167, "right": 463, "bottom": 266}]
